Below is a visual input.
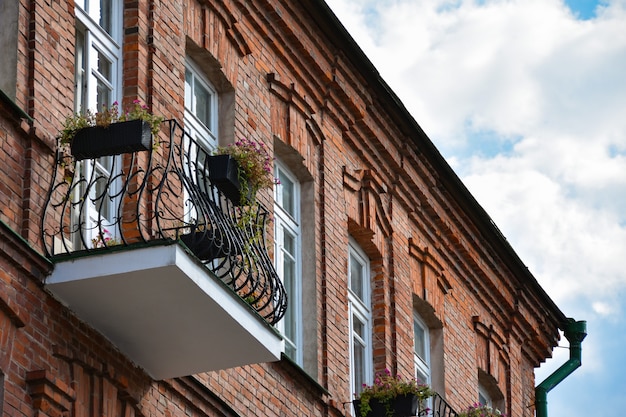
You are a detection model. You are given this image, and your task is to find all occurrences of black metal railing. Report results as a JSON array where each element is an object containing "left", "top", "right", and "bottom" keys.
[
  {"left": 42, "top": 119, "right": 287, "bottom": 325},
  {"left": 430, "top": 393, "right": 458, "bottom": 417}
]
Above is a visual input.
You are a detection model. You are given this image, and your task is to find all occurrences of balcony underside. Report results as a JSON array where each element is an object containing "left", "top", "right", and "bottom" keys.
[{"left": 45, "top": 242, "right": 283, "bottom": 380}]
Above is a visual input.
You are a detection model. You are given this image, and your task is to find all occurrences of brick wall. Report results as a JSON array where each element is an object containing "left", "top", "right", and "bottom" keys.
[{"left": 0, "top": 0, "right": 563, "bottom": 416}]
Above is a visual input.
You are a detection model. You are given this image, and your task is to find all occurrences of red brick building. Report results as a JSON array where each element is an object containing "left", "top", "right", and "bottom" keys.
[{"left": 0, "top": 0, "right": 576, "bottom": 416}]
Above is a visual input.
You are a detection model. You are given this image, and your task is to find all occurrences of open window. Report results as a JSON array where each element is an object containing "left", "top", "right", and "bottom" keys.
[
  {"left": 72, "top": 0, "right": 122, "bottom": 249},
  {"left": 349, "top": 240, "right": 373, "bottom": 399},
  {"left": 274, "top": 161, "right": 302, "bottom": 363}
]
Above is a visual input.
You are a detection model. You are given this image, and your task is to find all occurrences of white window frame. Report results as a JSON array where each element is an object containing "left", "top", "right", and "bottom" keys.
[
  {"left": 348, "top": 241, "right": 372, "bottom": 400},
  {"left": 478, "top": 385, "right": 492, "bottom": 407},
  {"left": 274, "top": 161, "right": 302, "bottom": 364},
  {"left": 75, "top": 0, "right": 121, "bottom": 39},
  {"left": 73, "top": 0, "right": 122, "bottom": 248},
  {"left": 183, "top": 58, "right": 220, "bottom": 225},
  {"left": 413, "top": 313, "right": 431, "bottom": 385},
  {"left": 184, "top": 59, "right": 218, "bottom": 151}
]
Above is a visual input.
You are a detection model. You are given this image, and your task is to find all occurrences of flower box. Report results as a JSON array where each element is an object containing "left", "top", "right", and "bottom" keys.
[
  {"left": 353, "top": 370, "right": 433, "bottom": 417},
  {"left": 207, "top": 154, "right": 253, "bottom": 206},
  {"left": 391, "top": 394, "right": 419, "bottom": 416},
  {"left": 70, "top": 119, "right": 152, "bottom": 160},
  {"left": 353, "top": 394, "right": 418, "bottom": 417},
  {"left": 180, "top": 229, "right": 230, "bottom": 261},
  {"left": 353, "top": 399, "right": 386, "bottom": 417}
]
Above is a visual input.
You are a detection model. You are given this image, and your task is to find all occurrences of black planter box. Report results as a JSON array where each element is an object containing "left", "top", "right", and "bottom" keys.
[
  {"left": 70, "top": 119, "right": 152, "bottom": 160},
  {"left": 180, "top": 230, "right": 230, "bottom": 261},
  {"left": 353, "top": 394, "right": 419, "bottom": 417},
  {"left": 353, "top": 399, "right": 386, "bottom": 417},
  {"left": 207, "top": 154, "right": 253, "bottom": 206},
  {"left": 391, "top": 394, "right": 419, "bottom": 417}
]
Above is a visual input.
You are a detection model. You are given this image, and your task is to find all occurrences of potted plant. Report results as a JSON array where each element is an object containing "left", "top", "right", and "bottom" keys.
[
  {"left": 179, "top": 224, "right": 233, "bottom": 261},
  {"left": 179, "top": 138, "right": 277, "bottom": 262},
  {"left": 209, "top": 137, "right": 276, "bottom": 206},
  {"left": 91, "top": 228, "right": 121, "bottom": 248},
  {"left": 457, "top": 404, "right": 505, "bottom": 417},
  {"left": 353, "top": 369, "right": 434, "bottom": 417},
  {"left": 60, "top": 100, "right": 164, "bottom": 160}
]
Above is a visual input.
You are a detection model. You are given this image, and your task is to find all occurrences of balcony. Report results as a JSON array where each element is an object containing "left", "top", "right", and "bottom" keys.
[
  {"left": 431, "top": 393, "right": 458, "bottom": 417},
  {"left": 42, "top": 120, "right": 287, "bottom": 379}
]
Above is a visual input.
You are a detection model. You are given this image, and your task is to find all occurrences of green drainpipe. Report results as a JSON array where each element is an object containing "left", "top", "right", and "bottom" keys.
[{"left": 535, "top": 318, "right": 587, "bottom": 417}]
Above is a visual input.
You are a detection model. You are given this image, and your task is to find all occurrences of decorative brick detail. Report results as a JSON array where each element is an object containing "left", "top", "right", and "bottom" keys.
[
  {"left": 26, "top": 369, "right": 75, "bottom": 417},
  {"left": 473, "top": 316, "right": 511, "bottom": 405}
]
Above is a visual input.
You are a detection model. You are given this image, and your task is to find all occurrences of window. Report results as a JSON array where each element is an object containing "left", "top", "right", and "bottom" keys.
[
  {"left": 73, "top": 0, "right": 122, "bottom": 248},
  {"left": 0, "top": 0, "right": 19, "bottom": 98},
  {"left": 183, "top": 58, "right": 220, "bottom": 207},
  {"left": 75, "top": 0, "right": 120, "bottom": 112},
  {"left": 478, "top": 385, "right": 491, "bottom": 407},
  {"left": 349, "top": 241, "right": 372, "bottom": 398},
  {"left": 413, "top": 313, "right": 431, "bottom": 385},
  {"left": 184, "top": 59, "right": 218, "bottom": 150},
  {"left": 477, "top": 370, "right": 505, "bottom": 411},
  {"left": 75, "top": 0, "right": 117, "bottom": 37},
  {"left": 274, "top": 162, "right": 302, "bottom": 363}
]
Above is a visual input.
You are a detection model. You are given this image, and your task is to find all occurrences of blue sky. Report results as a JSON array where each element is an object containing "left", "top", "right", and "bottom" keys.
[
  {"left": 565, "top": 0, "right": 604, "bottom": 19},
  {"left": 325, "top": 0, "right": 626, "bottom": 415}
]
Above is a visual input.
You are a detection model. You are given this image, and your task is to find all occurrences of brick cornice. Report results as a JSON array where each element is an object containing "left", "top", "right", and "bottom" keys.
[{"left": 26, "top": 369, "right": 75, "bottom": 417}]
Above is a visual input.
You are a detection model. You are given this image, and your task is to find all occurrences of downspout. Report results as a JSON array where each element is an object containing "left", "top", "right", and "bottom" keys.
[{"left": 535, "top": 318, "right": 587, "bottom": 417}]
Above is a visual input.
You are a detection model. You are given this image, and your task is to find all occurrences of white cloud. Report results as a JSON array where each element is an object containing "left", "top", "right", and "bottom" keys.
[
  {"left": 462, "top": 158, "right": 626, "bottom": 312},
  {"left": 325, "top": 1, "right": 626, "bottom": 414}
]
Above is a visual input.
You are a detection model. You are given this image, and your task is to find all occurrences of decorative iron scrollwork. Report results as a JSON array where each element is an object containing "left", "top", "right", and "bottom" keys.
[{"left": 42, "top": 120, "right": 287, "bottom": 324}]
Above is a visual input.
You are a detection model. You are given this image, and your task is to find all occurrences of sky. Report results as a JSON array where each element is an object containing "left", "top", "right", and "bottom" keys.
[{"left": 324, "top": 0, "right": 626, "bottom": 415}]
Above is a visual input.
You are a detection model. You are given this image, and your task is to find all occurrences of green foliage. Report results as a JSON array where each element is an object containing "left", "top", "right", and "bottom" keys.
[
  {"left": 355, "top": 369, "right": 434, "bottom": 417},
  {"left": 457, "top": 404, "right": 505, "bottom": 417},
  {"left": 214, "top": 137, "right": 277, "bottom": 205}
]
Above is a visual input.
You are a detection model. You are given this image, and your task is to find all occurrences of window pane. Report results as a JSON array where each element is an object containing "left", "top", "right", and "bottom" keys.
[
  {"left": 416, "top": 368, "right": 428, "bottom": 385},
  {"left": 350, "top": 254, "right": 364, "bottom": 300},
  {"left": 95, "top": 51, "right": 112, "bottom": 109},
  {"left": 283, "top": 255, "right": 296, "bottom": 340},
  {"left": 99, "top": 0, "right": 112, "bottom": 34},
  {"left": 414, "top": 319, "right": 426, "bottom": 360},
  {"left": 478, "top": 388, "right": 491, "bottom": 406},
  {"left": 75, "top": 30, "right": 86, "bottom": 113},
  {"left": 93, "top": 177, "right": 110, "bottom": 220},
  {"left": 353, "top": 313, "right": 364, "bottom": 339},
  {"left": 77, "top": 0, "right": 113, "bottom": 35},
  {"left": 96, "top": 79, "right": 111, "bottom": 110},
  {"left": 353, "top": 338, "right": 365, "bottom": 395},
  {"left": 283, "top": 229, "right": 295, "bottom": 256},
  {"left": 184, "top": 69, "right": 192, "bottom": 110},
  {"left": 194, "top": 81, "right": 212, "bottom": 128},
  {"left": 92, "top": 158, "right": 113, "bottom": 221},
  {"left": 97, "top": 50, "right": 111, "bottom": 81},
  {"left": 277, "top": 170, "right": 295, "bottom": 216}
]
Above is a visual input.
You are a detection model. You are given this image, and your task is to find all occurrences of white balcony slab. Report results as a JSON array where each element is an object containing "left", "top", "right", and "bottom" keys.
[{"left": 46, "top": 242, "right": 283, "bottom": 380}]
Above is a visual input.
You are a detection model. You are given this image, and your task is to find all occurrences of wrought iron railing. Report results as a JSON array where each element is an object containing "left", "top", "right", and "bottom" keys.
[
  {"left": 42, "top": 119, "right": 287, "bottom": 325},
  {"left": 430, "top": 393, "right": 458, "bottom": 417}
]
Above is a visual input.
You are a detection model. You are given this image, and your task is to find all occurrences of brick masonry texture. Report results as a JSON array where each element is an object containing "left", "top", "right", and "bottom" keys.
[{"left": 0, "top": 0, "right": 565, "bottom": 416}]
